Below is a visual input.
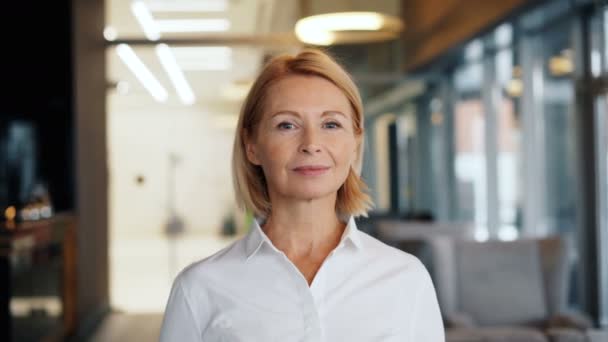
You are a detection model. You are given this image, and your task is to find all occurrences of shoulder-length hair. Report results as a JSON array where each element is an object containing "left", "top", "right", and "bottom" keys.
[{"left": 232, "top": 48, "right": 373, "bottom": 219}]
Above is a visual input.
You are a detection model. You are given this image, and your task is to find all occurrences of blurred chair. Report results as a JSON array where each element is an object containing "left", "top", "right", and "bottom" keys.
[
  {"left": 354, "top": 212, "right": 403, "bottom": 238},
  {"left": 375, "top": 219, "right": 475, "bottom": 242},
  {"left": 373, "top": 219, "right": 475, "bottom": 276},
  {"left": 355, "top": 211, "right": 446, "bottom": 238},
  {"left": 429, "top": 236, "right": 592, "bottom": 342}
]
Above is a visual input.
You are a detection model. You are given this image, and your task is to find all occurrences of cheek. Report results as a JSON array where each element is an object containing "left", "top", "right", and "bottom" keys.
[
  {"left": 329, "top": 135, "right": 358, "bottom": 167},
  {"left": 257, "top": 140, "right": 292, "bottom": 173}
]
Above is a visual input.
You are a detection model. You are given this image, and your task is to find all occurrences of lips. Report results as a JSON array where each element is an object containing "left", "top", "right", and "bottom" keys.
[
  {"left": 294, "top": 165, "right": 329, "bottom": 171},
  {"left": 293, "top": 165, "right": 330, "bottom": 176}
]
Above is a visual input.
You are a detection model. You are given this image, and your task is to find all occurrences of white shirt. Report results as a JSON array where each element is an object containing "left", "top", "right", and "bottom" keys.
[{"left": 160, "top": 217, "right": 445, "bottom": 341}]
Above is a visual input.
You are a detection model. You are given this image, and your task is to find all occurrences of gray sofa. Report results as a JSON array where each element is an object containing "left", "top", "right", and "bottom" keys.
[{"left": 428, "top": 236, "right": 593, "bottom": 342}]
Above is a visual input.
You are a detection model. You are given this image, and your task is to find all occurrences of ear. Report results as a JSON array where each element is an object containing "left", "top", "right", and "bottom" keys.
[
  {"left": 349, "top": 134, "right": 362, "bottom": 171},
  {"left": 244, "top": 132, "right": 262, "bottom": 166},
  {"left": 354, "top": 133, "right": 363, "bottom": 156},
  {"left": 246, "top": 144, "right": 262, "bottom": 166}
]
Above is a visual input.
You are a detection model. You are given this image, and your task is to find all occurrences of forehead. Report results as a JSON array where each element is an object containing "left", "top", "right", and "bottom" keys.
[{"left": 264, "top": 75, "right": 352, "bottom": 114}]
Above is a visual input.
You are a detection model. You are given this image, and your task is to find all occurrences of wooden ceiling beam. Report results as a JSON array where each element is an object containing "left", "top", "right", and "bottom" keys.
[{"left": 401, "top": 0, "right": 539, "bottom": 71}]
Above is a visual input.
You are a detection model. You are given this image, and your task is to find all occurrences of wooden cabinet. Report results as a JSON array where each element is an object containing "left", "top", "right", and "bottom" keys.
[{"left": 0, "top": 214, "right": 77, "bottom": 341}]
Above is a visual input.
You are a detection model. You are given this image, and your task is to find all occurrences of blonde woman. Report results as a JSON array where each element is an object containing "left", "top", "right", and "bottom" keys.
[{"left": 160, "top": 49, "right": 444, "bottom": 341}]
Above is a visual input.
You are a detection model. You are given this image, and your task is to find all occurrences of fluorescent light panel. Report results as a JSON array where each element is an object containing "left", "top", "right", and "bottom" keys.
[
  {"left": 156, "top": 44, "right": 196, "bottom": 105},
  {"left": 156, "top": 19, "right": 230, "bottom": 32},
  {"left": 170, "top": 46, "right": 232, "bottom": 56},
  {"left": 178, "top": 61, "right": 232, "bottom": 71},
  {"left": 171, "top": 46, "right": 232, "bottom": 70},
  {"left": 116, "top": 44, "right": 168, "bottom": 102},
  {"left": 131, "top": 1, "right": 161, "bottom": 41},
  {"left": 147, "top": 0, "right": 228, "bottom": 12}
]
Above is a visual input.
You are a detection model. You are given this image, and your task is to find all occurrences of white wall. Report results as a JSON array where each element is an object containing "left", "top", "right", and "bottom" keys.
[
  {"left": 107, "top": 94, "right": 244, "bottom": 311},
  {"left": 108, "top": 94, "right": 240, "bottom": 238}
]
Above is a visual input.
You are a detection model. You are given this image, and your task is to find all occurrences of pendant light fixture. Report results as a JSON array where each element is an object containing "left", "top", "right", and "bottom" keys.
[{"left": 295, "top": 11, "right": 404, "bottom": 46}]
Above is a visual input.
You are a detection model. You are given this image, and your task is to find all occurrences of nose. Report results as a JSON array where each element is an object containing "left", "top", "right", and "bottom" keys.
[{"left": 299, "top": 127, "right": 322, "bottom": 154}]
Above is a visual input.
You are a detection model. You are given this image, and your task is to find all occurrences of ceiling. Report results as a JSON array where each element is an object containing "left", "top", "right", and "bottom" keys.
[
  {"left": 106, "top": 0, "right": 533, "bottom": 115},
  {"left": 106, "top": 0, "right": 302, "bottom": 114},
  {"left": 105, "top": 0, "right": 413, "bottom": 115}
]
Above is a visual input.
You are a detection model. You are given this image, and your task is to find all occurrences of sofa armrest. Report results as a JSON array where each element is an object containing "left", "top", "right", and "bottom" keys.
[
  {"left": 547, "top": 311, "right": 593, "bottom": 331},
  {"left": 444, "top": 312, "right": 476, "bottom": 329},
  {"left": 546, "top": 327, "right": 587, "bottom": 342}
]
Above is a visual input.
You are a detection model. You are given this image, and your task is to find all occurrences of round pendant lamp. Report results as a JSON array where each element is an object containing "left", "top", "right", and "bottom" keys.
[{"left": 295, "top": 11, "right": 404, "bottom": 46}]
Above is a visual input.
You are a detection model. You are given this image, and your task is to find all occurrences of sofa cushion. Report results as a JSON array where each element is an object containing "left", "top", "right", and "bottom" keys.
[
  {"left": 546, "top": 328, "right": 586, "bottom": 342},
  {"left": 455, "top": 239, "right": 548, "bottom": 326}
]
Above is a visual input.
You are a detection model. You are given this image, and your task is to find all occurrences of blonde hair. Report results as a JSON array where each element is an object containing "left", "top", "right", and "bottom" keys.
[{"left": 232, "top": 48, "right": 373, "bottom": 219}]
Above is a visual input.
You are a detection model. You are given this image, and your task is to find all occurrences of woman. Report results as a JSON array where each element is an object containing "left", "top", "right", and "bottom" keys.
[{"left": 160, "top": 49, "right": 444, "bottom": 341}]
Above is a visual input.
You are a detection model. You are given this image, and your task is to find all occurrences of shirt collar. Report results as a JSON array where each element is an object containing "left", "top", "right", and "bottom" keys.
[{"left": 244, "top": 216, "right": 363, "bottom": 261}]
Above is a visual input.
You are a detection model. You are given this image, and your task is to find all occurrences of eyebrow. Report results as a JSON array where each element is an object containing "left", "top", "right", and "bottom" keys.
[{"left": 270, "top": 110, "right": 348, "bottom": 119}]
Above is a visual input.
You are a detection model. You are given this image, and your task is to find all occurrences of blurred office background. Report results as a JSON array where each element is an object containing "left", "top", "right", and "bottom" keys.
[{"left": 1, "top": 0, "right": 608, "bottom": 341}]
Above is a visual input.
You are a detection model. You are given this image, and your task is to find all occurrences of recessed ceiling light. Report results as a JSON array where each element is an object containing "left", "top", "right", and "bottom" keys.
[{"left": 104, "top": 26, "right": 118, "bottom": 41}]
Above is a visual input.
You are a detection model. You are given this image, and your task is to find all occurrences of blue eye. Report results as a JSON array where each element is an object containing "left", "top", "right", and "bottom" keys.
[
  {"left": 324, "top": 121, "right": 341, "bottom": 129},
  {"left": 278, "top": 122, "right": 295, "bottom": 130}
]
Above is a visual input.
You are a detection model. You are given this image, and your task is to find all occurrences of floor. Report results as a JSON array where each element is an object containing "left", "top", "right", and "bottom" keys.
[
  {"left": 88, "top": 313, "right": 163, "bottom": 342},
  {"left": 87, "top": 232, "right": 242, "bottom": 341}
]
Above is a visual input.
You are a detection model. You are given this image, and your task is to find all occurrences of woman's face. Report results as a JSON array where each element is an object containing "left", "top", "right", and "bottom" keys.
[{"left": 246, "top": 74, "right": 359, "bottom": 203}]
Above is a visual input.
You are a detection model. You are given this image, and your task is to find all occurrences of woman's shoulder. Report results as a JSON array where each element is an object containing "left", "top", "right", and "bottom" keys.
[{"left": 174, "top": 235, "right": 249, "bottom": 287}]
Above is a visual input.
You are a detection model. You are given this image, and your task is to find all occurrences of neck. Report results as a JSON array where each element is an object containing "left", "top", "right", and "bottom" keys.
[{"left": 261, "top": 193, "right": 345, "bottom": 260}]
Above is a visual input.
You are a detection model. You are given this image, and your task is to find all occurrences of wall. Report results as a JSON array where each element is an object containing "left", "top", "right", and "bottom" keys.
[
  {"left": 107, "top": 95, "right": 238, "bottom": 238},
  {"left": 72, "top": 0, "right": 110, "bottom": 336}
]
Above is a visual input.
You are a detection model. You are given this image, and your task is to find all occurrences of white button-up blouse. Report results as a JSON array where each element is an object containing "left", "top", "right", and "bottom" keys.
[{"left": 160, "top": 217, "right": 445, "bottom": 341}]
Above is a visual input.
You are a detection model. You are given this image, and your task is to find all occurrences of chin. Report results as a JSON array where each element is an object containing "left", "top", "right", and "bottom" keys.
[{"left": 285, "top": 186, "right": 340, "bottom": 202}]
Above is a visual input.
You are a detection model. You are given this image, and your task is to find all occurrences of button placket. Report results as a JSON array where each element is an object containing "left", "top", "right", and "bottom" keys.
[
  {"left": 311, "top": 258, "right": 327, "bottom": 315},
  {"left": 276, "top": 252, "right": 318, "bottom": 337},
  {"left": 276, "top": 242, "right": 343, "bottom": 341}
]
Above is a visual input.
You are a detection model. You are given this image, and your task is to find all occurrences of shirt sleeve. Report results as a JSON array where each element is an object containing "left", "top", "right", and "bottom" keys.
[
  {"left": 160, "top": 275, "right": 203, "bottom": 342},
  {"left": 409, "top": 263, "right": 445, "bottom": 341}
]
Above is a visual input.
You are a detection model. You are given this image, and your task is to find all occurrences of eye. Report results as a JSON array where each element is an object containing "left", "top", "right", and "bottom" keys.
[
  {"left": 323, "top": 121, "right": 342, "bottom": 129},
  {"left": 277, "top": 122, "right": 296, "bottom": 130}
]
